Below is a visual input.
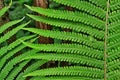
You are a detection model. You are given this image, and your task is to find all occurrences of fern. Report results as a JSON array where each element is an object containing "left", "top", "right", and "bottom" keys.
[
  {"left": 25, "top": 5, "right": 105, "bottom": 30},
  {"left": 20, "top": 0, "right": 120, "bottom": 80},
  {"left": 30, "top": 76, "right": 100, "bottom": 80},
  {"left": 23, "top": 52, "right": 103, "bottom": 68},
  {"left": 0, "top": 0, "right": 12, "bottom": 17},
  {"left": 0, "top": 50, "right": 37, "bottom": 80},
  {"left": 21, "top": 41, "right": 103, "bottom": 60},
  {"left": 5, "top": 60, "right": 30, "bottom": 80},
  {"left": 0, "top": 34, "right": 36, "bottom": 58},
  {"left": 0, "top": 17, "right": 24, "bottom": 34},
  {"left": 0, "top": 21, "right": 30, "bottom": 44},
  {"left": 0, "top": 2, "right": 47, "bottom": 80},
  {"left": 22, "top": 27, "right": 104, "bottom": 50},
  {"left": 1, "top": 0, "right": 120, "bottom": 80},
  {"left": 52, "top": 0, "right": 106, "bottom": 19},
  {"left": 0, "top": 36, "right": 37, "bottom": 71},
  {"left": 16, "top": 60, "right": 48, "bottom": 80},
  {"left": 24, "top": 66, "right": 103, "bottom": 78},
  {"left": 26, "top": 14, "right": 104, "bottom": 39}
]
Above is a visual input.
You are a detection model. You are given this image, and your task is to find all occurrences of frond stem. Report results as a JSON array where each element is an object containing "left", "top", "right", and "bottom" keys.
[{"left": 104, "top": 0, "right": 110, "bottom": 80}]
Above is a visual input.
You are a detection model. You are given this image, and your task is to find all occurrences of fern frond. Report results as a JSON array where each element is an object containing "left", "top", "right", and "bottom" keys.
[
  {"left": 108, "top": 52, "right": 120, "bottom": 62},
  {"left": 21, "top": 0, "right": 120, "bottom": 80},
  {"left": 21, "top": 41, "right": 103, "bottom": 59},
  {"left": 109, "top": 11, "right": 120, "bottom": 22},
  {"left": 0, "top": 43, "right": 29, "bottom": 71},
  {"left": 108, "top": 59, "right": 120, "bottom": 72},
  {"left": 0, "top": 21, "right": 30, "bottom": 44},
  {"left": 25, "top": 5, "right": 105, "bottom": 30},
  {"left": 88, "top": 0, "right": 106, "bottom": 9},
  {"left": 0, "top": 46, "right": 7, "bottom": 57},
  {"left": 53, "top": 0, "right": 105, "bottom": 19},
  {"left": 30, "top": 76, "right": 101, "bottom": 80},
  {"left": 0, "top": 35, "right": 36, "bottom": 58},
  {"left": 23, "top": 53, "right": 103, "bottom": 69},
  {"left": 110, "top": 0, "right": 120, "bottom": 11},
  {"left": 108, "top": 42, "right": 120, "bottom": 51},
  {"left": 6, "top": 60, "right": 30, "bottom": 80},
  {"left": 108, "top": 24, "right": 120, "bottom": 46},
  {"left": 108, "top": 36, "right": 120, "bottom": 49},
  {"left": 0, "top": 49, "right": 38, "bottom": 80},
  {"left": 16, "top": 60, "right": 48, "bottom": 80},
  {"left": 27, "top": 14, "right": 104, "bottom": 39},
  {"left": 7, "top": 35, "right": 36, "bottom": 50},
  {"left": 0, "top": 36, "right": 37, "bottom": 71},
  {"left": 108, "top": 70, "right": 120, "bottom": 80},
  {"left": 108, "top": 34, "right": 120, "bottom": 51},
  {"left": 108, "top": 20, "right": 120, "bottom": 32},
  {"left": 108, "top": 32, "right": 120, "bottom": 42},
  {"left": 0, "top": 17, "right": 24, "bottom": 34},
  {"left": 22, "top": 28, "right": 104, "bottom": 50},
  {"left": 0, "top": 0, "right": 12, "bottom": 17},
  {"left": 24, "top": 66, "right": 103, "bottom": 78}
]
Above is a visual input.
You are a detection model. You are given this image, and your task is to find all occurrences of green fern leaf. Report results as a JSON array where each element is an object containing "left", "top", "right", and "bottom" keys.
[
  {"left": 23, "top": 53, "right": 103, "bottom": 69},
  {"left": 27, "top": 14, "right": 104, "bottom": 39},
  {"left": 21, "top": 0, "right": 120, "bottom": 80},
  {"left": 110, "top": 0, "right": 120, "bottom": 11},
  {"left": 21, "top": 41, "right": 103, "bottom": 59},
  {"left": 30, "top": 76, "right": 101, "bottom": 80},
  {"left": 25, "top": 5, "right": 105, "bottom": 30},
  {"left": 88, "top": 0, "right": 106, "bottom": 9},
  {"left": 23, "top": 28, "right": 104, "bottom": 50},
  {"left": 6, "top": 60, "right": 30, "bottom": 80},
  {"left": 0, "top": 2, "right": 40, "bottom": 80},
  {"left": 0, "top": 21, "right": 30, "bottom": 44},
  {"left": 0, "top": 0, "right": 12, "bottom": 17},
  {"left": 53, "top": 0, "right": 106, "bottom": 19},
  {"left": 0, "top": 35, "right": 36, "bottom": 58},
  {"left": 0, "top": 17, "right": 24, "bottom": 34},
  {"left": 16, "top": 60, "right": 48, "bottom": 80},
  {"left": 0, "top": 49, "right": 38, "bottom": 80},
  {"left": 24, "top": 66, "right": 103, "bottom": 78}
]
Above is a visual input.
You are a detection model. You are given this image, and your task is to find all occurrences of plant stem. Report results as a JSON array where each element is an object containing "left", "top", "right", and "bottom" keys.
[{"left": 104, "top": 0, "right": 110, "bottom": 80}]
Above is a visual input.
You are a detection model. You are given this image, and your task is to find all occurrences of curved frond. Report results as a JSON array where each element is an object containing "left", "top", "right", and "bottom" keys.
[
  {"left": 30, "top": 76, "right": 102, "bottom": 80},
  {"left": 0, "top": 37, "right": 37, "bottom": 71},
  {"left": 21, "top": 41, "right": 103, "bottom": 60},
  {"left": 1, "top": 0, "right": 119, "bottom": 80},
  {"left": 0, "top": 35, "right": 36, "bottom": 58},
  {"left": 22, "top": 28, "right": 104, "bottom": 50},
  {"left": 6, "top": 60, "right": 30, "bottom": 80},
  {"left": 0, "top": 0, "right": 12, "bottom": 17},
  {"left": 53, "top": 0, "right": 106, "bottom": 19},
  {"left": 24, "top": 66, "right": 103, "bottom": 78},
  {"left": 0, "top": 18, "right": 24, "bottom": 34},
  {"left": 27, "top": 14, "right": 104, "bottom": 40},
  {"left": 25, "top": 5, "right": 105, "bottom": 30},
  {"left": 23, "top": 53, "right": 104, "bottom": 69},
  {"left": 16, "top": 60, "right": 48, "bottom": 80},
  {"left": 0, "top": 21, "right": 30, "bottom": 44},
  {"left": 0, "top": 49, "right": 38, "bottom": 80},
  {"left": 24, "top": 0, "right": 120, "bottom": 80}
]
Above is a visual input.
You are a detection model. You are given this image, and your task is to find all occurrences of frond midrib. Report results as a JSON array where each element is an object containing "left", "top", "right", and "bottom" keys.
[{"left": 104, "top": 0, "right": 110, "bottom": 80}]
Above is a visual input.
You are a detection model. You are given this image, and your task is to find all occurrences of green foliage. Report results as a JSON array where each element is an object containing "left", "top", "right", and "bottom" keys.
[
  {"left": 24, "top": 66, "right": 103, "bottom": 78},
  {"left": 20, "top": 0, "right": 120, "bottom": 80},
  {"left": 1, "top": 0, "right": 120, "bottom": 80},
  {"left": 4, "top": 0, "right": 33, "bottom": 20},
  {"left": 0, "top": 0, "right": 12, "bottom": 17},
  {"left": 0, "top": 2, "right": 47, "bottom": 80}
]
